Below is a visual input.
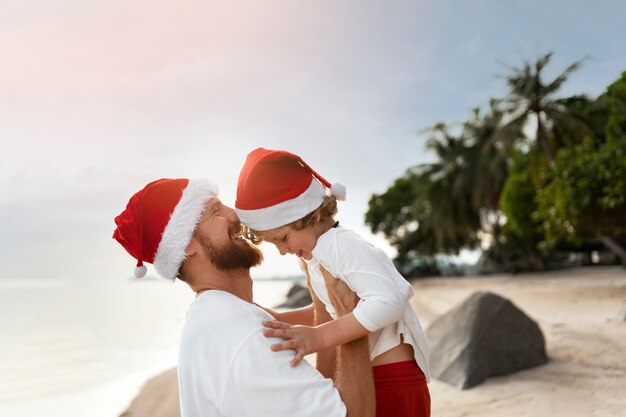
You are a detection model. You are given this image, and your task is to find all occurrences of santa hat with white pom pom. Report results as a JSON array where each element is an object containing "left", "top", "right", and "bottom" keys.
[
  {"left": 113, "top": 178, "right": 219, "bottom": 280},
  {"left": 235, "top": 147, "right": 346, "bottom": 231}
]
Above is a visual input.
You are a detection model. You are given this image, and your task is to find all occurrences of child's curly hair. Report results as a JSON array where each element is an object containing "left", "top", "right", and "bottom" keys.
[{"left": 242, "top": 195, "right": 338, "bottom": 244}]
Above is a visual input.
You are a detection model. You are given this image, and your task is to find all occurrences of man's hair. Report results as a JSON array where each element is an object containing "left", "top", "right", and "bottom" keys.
[{"left": 243, "top": 195, "right": 338, "bottom": 244}]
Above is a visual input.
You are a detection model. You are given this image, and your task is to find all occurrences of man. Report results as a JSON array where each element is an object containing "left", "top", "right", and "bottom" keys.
[{"left": 113, "top": 178, "right": 375, "bottom": 417}]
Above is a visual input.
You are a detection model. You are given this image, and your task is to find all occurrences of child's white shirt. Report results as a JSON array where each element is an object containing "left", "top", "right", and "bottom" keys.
[{"left": 303, "top": 226, "right": 431, "bottom": 381}]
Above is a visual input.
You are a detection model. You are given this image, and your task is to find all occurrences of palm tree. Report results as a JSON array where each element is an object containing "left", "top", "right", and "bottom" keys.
[
  {"left": 503, "top": 52, "right": 589, "bottom": 161},
  {"left": 424, "top": 101, "right": 523, "bottom": 234},
  {"left": 421, "top": 123, "right": 481, "bottom": 250},
  {"left": 464, "top": 100, "right": 524, "bottom": 212},
  {"left": 504, "top": 54, "right": 626, "bottom": 265}
]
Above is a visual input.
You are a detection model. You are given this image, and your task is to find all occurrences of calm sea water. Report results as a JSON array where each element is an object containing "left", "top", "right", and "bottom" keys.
[{"left": 0, "top": 276, "right": 297, "bottom": 417}]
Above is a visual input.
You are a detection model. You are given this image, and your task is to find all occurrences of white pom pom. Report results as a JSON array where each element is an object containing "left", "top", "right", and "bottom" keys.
[
  {"left": 134, "top": 265, "right": 147, "bottom": 278},
  {"left": 330, "top": 183, "right": 346, "bottom": 201}
]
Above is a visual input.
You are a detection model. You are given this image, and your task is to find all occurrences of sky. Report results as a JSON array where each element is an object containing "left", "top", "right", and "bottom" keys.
[{"left": 1, "top": 0, "right": 625, "bottom": 281}]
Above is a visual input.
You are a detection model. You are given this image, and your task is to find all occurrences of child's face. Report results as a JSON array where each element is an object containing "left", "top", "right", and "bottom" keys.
[{"left": 258, "top": 224, "right": 319, "bottom": 260}]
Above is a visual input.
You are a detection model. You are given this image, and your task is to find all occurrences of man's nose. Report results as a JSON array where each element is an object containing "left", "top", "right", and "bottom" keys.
[{"left": 224, "top": 206, "right": 239, "bottom": 223}]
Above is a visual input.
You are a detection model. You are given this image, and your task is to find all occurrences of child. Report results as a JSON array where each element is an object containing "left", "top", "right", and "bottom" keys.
[{"left": 235, "top": 148, "right": 431, "bottom": 417}]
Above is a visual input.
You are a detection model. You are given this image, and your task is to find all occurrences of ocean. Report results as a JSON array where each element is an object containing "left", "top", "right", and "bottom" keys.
[{"left": 0, "top": 276, "right": 298, "bottom": 417}]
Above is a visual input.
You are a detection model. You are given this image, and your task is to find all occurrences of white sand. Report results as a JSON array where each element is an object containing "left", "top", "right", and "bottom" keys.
[
  {"left": 411, "top": 266, "right": 626, "bottom": 417},
  {"left": 121, "top": 266, "right": 626, "bottom": 417}
]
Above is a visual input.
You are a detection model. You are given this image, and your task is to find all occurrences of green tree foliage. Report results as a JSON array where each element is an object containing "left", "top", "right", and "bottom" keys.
[
  {"left": 605, "top": 71, "right": 626, "bottom": 141},
  {"left": 366, "top": 102, "right": 522, "bottom": 268},
  {"left": 534, "top": 72, "right": 626, "bottom": 249},
  {"left": 535, "top": 137, "right": 626, "bottom": 246},
  {"left": 499, "top": 154, "right": 540, "bottom": 239},
  {"left": 487, "top": 152, "right": 546, "bottom": 271},
  {"left": 365, "top": 171, "right": 442, "bottom": 267},
  {"left": 366, "top": 56, "right": 626, "bottom": 272}
]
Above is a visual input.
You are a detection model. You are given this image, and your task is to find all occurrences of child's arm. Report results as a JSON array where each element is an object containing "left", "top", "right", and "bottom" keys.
[
  {"left": 327, "top": 238, "right": 411, "bottom": 334},
  {"left": 263, "top": 313, "right": 368, "bottom": 367},
  {"left": 276, "top": 304, "right": 315, "bottom": 326},
  {"left": 254, "top": 303, "right": 281, "bottom": 320},
  {"left": 254, "top": 303, "right": 315, "bottom": 325},
  {"left": 263, "top": 269, "right": 369, "bottom": 367},
  {"left": 263, "top": 261, "right": 351, "bottom": 369}
]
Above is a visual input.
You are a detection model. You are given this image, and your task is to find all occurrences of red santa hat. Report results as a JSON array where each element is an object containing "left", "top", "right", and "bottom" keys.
[
  {"left": 113, "top": 178, "right": 219, "bottom": 279},
  {"left": 235, "top": 148, "right": 346, "bottom": 231}
]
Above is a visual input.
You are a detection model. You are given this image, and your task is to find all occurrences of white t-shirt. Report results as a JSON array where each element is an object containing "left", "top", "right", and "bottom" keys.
[
  {"left": 304, "top": 226, "right": 431, "bottom": 381},
  {"left": 178, "top": 290, "right": 346, "bottom": 417}
]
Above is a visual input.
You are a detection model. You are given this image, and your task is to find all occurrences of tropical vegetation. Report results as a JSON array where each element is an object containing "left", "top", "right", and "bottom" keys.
[{"left": 365, "top": 53, "right": 626, "bottom": 275}]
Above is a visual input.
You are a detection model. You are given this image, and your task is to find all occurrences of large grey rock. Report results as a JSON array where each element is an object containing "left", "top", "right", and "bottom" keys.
[{"left": 427, "top": 291, "right": 548, "bottom": 389}]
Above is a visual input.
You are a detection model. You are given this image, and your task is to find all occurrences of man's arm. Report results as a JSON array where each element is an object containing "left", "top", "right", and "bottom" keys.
[
  {"left": 314, "top": 307, "right": 337, "bottom": 378},
  {"left": 335, "top": 336, "right": 375, "bottom": 417},
  {"left": 301, "top": 260, "right": 337, "bottom": 378},
  {"left": 325, "top": 266, "right": 375, "bottom": 417},
  {"left": 261, "top": 266, "right": 375, "bottom": 417}
]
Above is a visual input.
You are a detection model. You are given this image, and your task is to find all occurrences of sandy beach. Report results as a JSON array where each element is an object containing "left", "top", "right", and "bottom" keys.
[{"left": 120, "top": 266, "right": 626, "bottom": 417}]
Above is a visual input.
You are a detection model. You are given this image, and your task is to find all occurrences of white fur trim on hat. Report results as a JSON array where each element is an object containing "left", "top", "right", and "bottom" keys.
[
  {"left": 236, "top": 179, "right": 326, "bottom": 231},
  {"left": 153, "top": 179, "right": 219, "bottom": 280}
]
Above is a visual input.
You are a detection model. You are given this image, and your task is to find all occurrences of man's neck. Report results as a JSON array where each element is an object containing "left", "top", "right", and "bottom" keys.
[{"left": 193, "top": 269, "right": 254, "bottom": 303}]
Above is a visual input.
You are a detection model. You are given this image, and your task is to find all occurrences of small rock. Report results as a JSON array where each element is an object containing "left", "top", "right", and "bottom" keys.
[{"left": 275, "top": 283, "right": 312, "bottom": 309}]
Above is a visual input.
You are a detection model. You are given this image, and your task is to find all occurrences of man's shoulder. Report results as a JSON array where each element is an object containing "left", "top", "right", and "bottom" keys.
[{"left": 183, "top": 291, "right": 272, "bottom": 341}]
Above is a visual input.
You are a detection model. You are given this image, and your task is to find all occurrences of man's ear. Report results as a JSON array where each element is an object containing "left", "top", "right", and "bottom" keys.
[{"left": 185, "top": 236, "right": 200, "bottom": 257}]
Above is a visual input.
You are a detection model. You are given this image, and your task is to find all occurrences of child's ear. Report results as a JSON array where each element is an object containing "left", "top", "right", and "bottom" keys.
[{"left": 312, "top": 211, "right": 322, "bottom": 223}]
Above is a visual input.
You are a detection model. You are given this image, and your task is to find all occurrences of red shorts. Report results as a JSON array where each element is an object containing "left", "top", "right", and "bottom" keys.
[{"left": 373, "top": 360, "right": 431, "bottom": 417}]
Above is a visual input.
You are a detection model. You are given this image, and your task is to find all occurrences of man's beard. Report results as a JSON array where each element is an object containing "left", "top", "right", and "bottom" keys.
[{"left": 198, "top": 234, "right": 263, "bottom": 271}]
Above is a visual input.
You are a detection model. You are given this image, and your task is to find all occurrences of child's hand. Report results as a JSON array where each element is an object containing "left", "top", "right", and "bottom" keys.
[{"left": 262, "top": 320, "right": 324, "bottom": 367}]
